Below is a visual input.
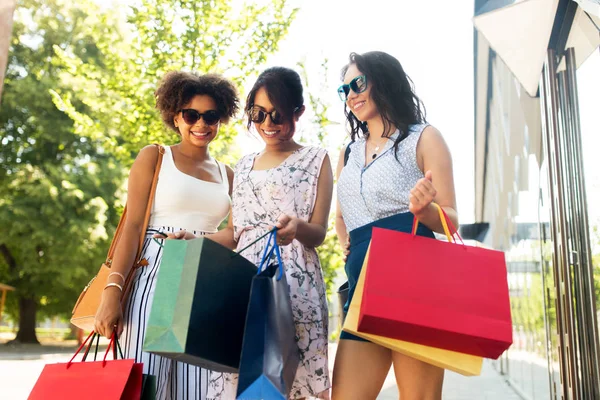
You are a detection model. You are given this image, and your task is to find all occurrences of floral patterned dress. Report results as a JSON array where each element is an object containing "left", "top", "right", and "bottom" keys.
[{"left": 206, "top": 146, "right": 330, "bottom": 399}]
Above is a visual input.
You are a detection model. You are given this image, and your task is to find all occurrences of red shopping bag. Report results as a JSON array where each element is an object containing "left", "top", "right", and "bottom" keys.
[
  {"left": 29, "top": 332, "right": 143, "bottom": 400},
  {"left": 358, "top": 204, "right": 512, "bottom": 359}
]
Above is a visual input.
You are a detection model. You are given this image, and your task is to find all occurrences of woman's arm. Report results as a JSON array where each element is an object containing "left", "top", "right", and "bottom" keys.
[
  {"left": 334, "top": 145, "right": 349, "bottom": 247},
  {"left": 276, "top": 154, "right": 334, "bottom": 248},
  {"left": 411, "top": 125, "right": 458, "bottom": 233},
  {"left": 94, "top": 145, "right": 159, "bottom": 338}
]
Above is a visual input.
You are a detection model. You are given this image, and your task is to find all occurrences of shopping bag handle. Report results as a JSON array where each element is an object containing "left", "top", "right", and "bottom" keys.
[
  {"left": 67, "top": 331, "right": 125, "bottom": 368},
  {"left": 67, "top": 331, "right": 95, "bottom": 367},
  {"left": 81, "top": 331, "right": 101, "bottom": 362},
  {"left": 236, "top": 227, "right": 278, "bottom": 256},
  {"left": 258, "top": 230, "right": 276, "bottom": 272},
  {"left": 412, "top": 203, "right": 464, "bottom": 245},
  {"left": 257, "top": 230, "right": 284, "bottom": 280},
  {"left": 148, "top": 226, "right": 278, "bottom": 256}
]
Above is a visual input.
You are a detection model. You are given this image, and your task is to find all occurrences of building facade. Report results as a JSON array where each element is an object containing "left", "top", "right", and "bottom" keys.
[{"left": 473, "top": 0, "right": 600, "bottom": 398}]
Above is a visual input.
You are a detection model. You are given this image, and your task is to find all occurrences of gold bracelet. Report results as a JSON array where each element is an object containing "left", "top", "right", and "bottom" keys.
[
  {"left": 104, "top": 283, "right": 123, "bottom": 292},
  {"left": 108, "top": 272, "right": 126, "bottom": 283}
]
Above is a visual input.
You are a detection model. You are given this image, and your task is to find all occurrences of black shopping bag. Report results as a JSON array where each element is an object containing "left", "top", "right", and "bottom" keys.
[
  {"left": 141, "top": 373, "right": 157, "bottom": 400},
  {"left": 236, "top": 231, "right": 300, "bottom": 400},
  {"left": 143, "top": 237, "right": 258, "bottom": 372}
]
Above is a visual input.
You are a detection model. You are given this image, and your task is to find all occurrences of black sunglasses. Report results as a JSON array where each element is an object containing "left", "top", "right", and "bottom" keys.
[
  {"left": 179, "top": 109, "right": 221, "bottom": 126},
  {"left": 248, "top": 106, "right": 300, "bottom": 125},
  {"left": 337, "top": 75, "right": 368, "bottom": 101}
]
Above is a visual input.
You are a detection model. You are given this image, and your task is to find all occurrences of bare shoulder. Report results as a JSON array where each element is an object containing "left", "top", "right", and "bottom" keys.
[
  {"left": 130, "top": 144, "right": 161, "bottom": 175},
  {"left": 320, "top": 153, "right": 333, "bottom": 176},
  {"left": 416, "top": 125, "right": 452, "bottom": 170},
  {"left": 135, "top": 144, "right": 161, "bottom": 165},
  {"left": 420, "top": 125, "right": 445, "bottom": 142},
  {"left": 417, "top": 125, "right": 450, "bottom": 152}
]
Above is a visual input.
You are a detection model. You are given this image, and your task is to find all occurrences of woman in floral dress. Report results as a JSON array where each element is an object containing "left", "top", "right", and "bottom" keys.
[{"left": 170, "top": 67, "right": 334, "bottom": 399}]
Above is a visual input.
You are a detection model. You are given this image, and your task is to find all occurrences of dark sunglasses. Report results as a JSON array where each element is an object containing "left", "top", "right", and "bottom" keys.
[
  {"left": 337, "top": 75, "right": 368, "bottom": 101},
  {"left": 179, "top": 109, "right": 221, "bottom": 126},
  {"left": 248, "top": 106, "right": 300, "bottom": 125}
]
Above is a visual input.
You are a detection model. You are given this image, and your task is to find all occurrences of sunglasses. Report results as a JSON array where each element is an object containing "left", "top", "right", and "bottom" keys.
[
  {"left": 337, "top": 75, "right": 368, "bottom": 101},
  {"left": 179, "top": 109, "right": 221, "bottom": 126},
  {"left": 248, "top": 106, "right": 300, "bottom": 125}
]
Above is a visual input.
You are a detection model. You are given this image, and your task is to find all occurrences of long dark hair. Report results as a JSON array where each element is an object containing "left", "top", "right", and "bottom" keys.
[
  {"left": 245, "top": 67, "right": 304, "bottom": 133},
  {"left": 341, "top": 51, "right": 426, "bottom": 156}
]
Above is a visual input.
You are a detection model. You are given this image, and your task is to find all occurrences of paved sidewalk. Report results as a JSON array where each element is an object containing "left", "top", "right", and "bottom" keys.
[
  {"left": 328, "top": 343, "right": 522, "bottom": 400},
  {"left": 377, "top": 361, "right": 522, "bottom": 400},
  {"left": 1, "top": 341, "right": 523, "bottom": 399}
]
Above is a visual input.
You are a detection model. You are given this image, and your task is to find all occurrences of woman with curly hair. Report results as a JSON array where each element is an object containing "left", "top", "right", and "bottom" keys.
[{"left": 93, "top": 71, "right": 239, "bottom": 400}]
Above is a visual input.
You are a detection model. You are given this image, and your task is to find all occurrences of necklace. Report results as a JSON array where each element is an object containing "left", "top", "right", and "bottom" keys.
[{"left": 369, "top": 136, "right": 387, "bottom": 160}]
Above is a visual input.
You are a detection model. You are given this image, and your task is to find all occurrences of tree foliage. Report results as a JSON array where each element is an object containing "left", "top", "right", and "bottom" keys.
[
  {"left": 0, "top": 0, "right": 297, "bottom": 343},
  {"left": 52, "top": 0, "right": 298, "bottom": 166},
  {"left": 0, "top": 0, "right": 123, "bottom": 343}
]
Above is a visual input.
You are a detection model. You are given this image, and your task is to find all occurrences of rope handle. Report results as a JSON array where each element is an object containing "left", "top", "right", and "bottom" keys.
[
  {"left": 412, "top": 203, "right": 464, "bottom": 245},
  {"left": 257, "top": 230, "right": 284, "bottom": 280},
  {"left": 66, "top": 331, "right": 125, "bottom": 368}
]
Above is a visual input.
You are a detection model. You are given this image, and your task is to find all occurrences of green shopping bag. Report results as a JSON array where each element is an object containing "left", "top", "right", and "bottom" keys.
[{"left": 143, "top": 237, "right": 258, "bottom": 373}]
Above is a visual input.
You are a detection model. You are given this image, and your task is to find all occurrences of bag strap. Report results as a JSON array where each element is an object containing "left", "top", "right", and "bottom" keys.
[
  {"left": 104, "top": 144, "right": 165, "bottom": 267},
  {"left": 104, "top": 145, "right": 165, "bottom": 308},
  {"left": 121, "top": 145, "right": 165, "bottom": 307},
  {"left": 135, "top": 144, "right": 165, "bottom": 262}
]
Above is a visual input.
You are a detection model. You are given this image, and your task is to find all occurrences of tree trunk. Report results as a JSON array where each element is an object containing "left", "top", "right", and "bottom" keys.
[
  {"left": 67, "top": 322, "right": 84, "bottom": 345},
  {"left": 13, "top": 296, "right": 39, "bottom": 344}
]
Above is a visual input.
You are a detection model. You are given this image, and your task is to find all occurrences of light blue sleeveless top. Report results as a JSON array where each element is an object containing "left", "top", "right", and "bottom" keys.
[{"left": 337, "top": 123, "right": 429, "bottom": 232}]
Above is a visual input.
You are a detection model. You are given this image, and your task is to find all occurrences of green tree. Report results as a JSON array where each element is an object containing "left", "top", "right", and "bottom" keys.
[
  {"left": 0, "top": 0, "right": 123, "bottom": 343},
  {"left": 1, "top": 0, "right": 298, "bottom": 343},
  {"left": 317, "top": 216, "right": 344, "bottom": 298},
  {"left": 52, "top": 0, "right": 298, "bottom": 167},
  {"left": 297, "top": 58, "right": 335, "bottom": 146}
]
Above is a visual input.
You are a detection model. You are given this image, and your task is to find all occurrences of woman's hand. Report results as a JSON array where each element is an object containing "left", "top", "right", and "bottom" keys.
[
  {"left": 94, "top": 287, "right": 123, "bottom": 339},
  {"left": 342, "top": 236, "right": 350, "bottom": 262},
  {"left": 409, "top": 170, "right": 437, "bottom": 217},
  {"left": 153, "top": 230, "right": 197, "bottom": 240},
  {"left": 275, "top": 214, "right": 298, "bottom": 246}
]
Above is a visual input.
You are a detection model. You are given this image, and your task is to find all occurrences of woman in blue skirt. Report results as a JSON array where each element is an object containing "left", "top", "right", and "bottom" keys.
[{"left": 333, "top": 51, "right": 459, "bottom": 400}]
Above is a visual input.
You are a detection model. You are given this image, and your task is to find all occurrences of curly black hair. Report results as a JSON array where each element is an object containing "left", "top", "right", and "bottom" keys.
[
  {"left": 341, "top": 51, "right": 426, "bottom": 157},
  {"left": 155, "top": 71, "right": 239, "bottom": 132}
]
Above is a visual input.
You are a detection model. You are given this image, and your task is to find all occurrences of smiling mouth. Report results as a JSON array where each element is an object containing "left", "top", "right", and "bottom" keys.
[
  {"left": 262, "top": 130, "right": 279, "bottom": 137},
  {"left": 353, "top": 101, "right": 366, "bottom": 111},
  {"left": 190, "top": 131, "right": 211, "bottom": 138}
]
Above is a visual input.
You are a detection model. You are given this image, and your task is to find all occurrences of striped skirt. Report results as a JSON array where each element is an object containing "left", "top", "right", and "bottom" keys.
[{"left": 120, "top": 226, "right": 209, "bottom": 400}]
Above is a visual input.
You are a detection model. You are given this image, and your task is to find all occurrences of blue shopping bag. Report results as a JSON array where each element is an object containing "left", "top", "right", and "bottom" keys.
[{"left": 236, "top": 231, "right": 299, "bottom": 400}]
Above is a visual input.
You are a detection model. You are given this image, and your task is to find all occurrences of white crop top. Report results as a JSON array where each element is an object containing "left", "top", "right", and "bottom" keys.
[{"left": 148, "top": 146, "right": 231, "bottom": 233}]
